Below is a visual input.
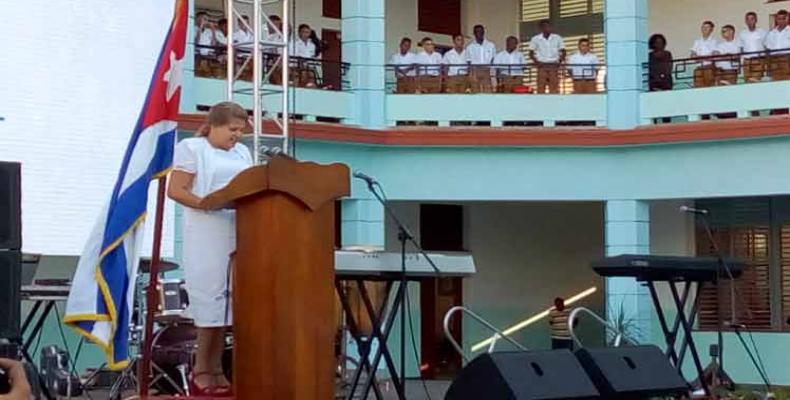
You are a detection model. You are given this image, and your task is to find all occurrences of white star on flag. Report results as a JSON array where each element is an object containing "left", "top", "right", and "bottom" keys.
[{"left": 163, "top": 51, "right": 183, "bottom": 101}]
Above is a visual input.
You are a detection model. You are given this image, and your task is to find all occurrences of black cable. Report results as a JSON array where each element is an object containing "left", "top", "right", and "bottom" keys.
[
  {"left": 746, "top": 329, "right": 771, "bottom": 388},
  {"left": 405, "top": 279, "right": 433, "bottom": 400},
  {"left": 224, "top": 256, "right": 233, "bottom": 327}
]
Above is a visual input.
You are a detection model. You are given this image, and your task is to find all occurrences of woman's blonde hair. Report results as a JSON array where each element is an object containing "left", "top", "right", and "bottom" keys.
[{"left": 196, "top": 101, "right": 248, "bottom": 137}]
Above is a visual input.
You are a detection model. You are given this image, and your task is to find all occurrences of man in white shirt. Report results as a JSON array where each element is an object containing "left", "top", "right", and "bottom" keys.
[
  {"left": 690, "top": 20, "right": 718, "bottom": 87},
  {"left": 465, "top": 25, "right": 497, "bottom": 93},
  {"left": 266, "top": 15, "right": 285, "bottom": 84},
  {"left": 195, "top": 11, "right": 216, "bottom": 57},
  {"left": 415, "top": 37, "right": 443, "bottom": 93},
  {"left": 740, "top": 12, "right": 768, "bottom": 82},
  {"left": 766, "top": 9, "right": 790, "bottom": 81},
  {"left": 529, "top": 20, "right": 566, "bottom": 94},
  {"left": 715, "top": 25, "right": 741, "bottom": 85},
  {"left": 390, "top": 37, "right": 418, "bottom": 93},
  {"left": 235, "top": 15, "right": 254, "bottom": 45},
  {"left": 442, "top": 34, "right": 469, "bottom": 93},
  {"left": 567, "top": 38, "right": 599, "bottom": 94},
  {"left": 493, "top": 36, "right": 525, "bottom": 93}
]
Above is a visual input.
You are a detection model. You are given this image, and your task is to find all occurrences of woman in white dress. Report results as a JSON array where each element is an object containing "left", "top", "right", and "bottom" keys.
[{"left": 167, "top": 101, "right": 252, "bottom": 396}]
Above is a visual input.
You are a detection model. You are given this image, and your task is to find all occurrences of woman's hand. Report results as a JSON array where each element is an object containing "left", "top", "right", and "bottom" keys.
[{"left": 0, "top": 359, "right": 31, "bottom": 400}]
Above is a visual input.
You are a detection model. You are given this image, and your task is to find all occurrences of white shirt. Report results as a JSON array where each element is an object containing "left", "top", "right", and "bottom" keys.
[
  {"left": 715, "top": 39, "right": 741, "bottom": 70},
  {"left": 493, "top": 50, "right": 525, "bottom": 76},
  {"left": 264, "top": 32, "right": 283, "bottom": 54},
  {"left": 529, "top": 33, "right": 565, "bottom": 63},
  {"left": 173, "top": 137, "right": 253, "bottom": 199},
  {"left": 234, "top": 28, "right": 254, "bottom": 45},
  {"left": 196, "top": 27, "right": 215, "bottom": 56},
  {"left": 415, "top": 51, "right": 443, "bottom": 76},
  {"left": 291, "top": 38, "right": 317, "bottom": 59},
  {"left": 215, "top": 31, "right": 227, "bottom": 46},
  {"left": 567, "top": 52, "right": 599, "bottom": 79},
  {"left": 390, "top": 51, "right": 418, "bottom": 77},
  {"left": 739, "top": 28, "right": 767, "bottom": 57},
  {"left": 465, "top": 39, "right": 497, "bottom": 65},
  {"left": 442, "top": 49, "right": 468, "bottom": 76},
  {"left": 691, "top": 36, "right": 718, "bottom": 65},
  {"left": 765, "top": 26, "right": 790, "bottom": 55}
]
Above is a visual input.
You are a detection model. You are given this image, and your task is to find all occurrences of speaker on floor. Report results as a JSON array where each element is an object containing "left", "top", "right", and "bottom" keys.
[
  {"left": 445, "top": 350, "right": 600, "bottom": 400},
  {"left": 575, "top": 345, "right": 689, "bottom": 399},
  {"left": 0, "top": 250, "right": 21, "bottom": 340},
  {"left": 0, "top": 162, "right": 21, "bottom": 250}
]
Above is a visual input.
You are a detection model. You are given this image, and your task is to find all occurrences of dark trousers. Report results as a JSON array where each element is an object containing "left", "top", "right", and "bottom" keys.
[{"left": 552, "top": 338, "right": 573, "bottom": 350}]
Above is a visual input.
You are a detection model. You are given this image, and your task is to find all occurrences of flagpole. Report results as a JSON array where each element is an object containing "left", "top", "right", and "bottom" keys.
[{"left": 138, "top": 176, "right": 167, "bottom": 397}]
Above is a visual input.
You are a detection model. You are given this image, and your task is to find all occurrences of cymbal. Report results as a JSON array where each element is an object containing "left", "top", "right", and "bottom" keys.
[{"left": 139, "top": 258, "right": 180, "bottom": 273}]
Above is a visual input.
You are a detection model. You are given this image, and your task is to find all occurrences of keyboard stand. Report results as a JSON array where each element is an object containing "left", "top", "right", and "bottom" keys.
[{"left": 645, "top": 279, "right": 708, "bottom": 396}]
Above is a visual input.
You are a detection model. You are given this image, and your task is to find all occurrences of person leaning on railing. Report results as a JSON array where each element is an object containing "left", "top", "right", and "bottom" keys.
[
  {"left": 442, "top": 34, "right": 470, "bottom": 94},
  {"left": 714, "top": 25, "right": 741, "bottom": 86},
  {"left": 690, "top": 20, "right": 718, "bottom": 88},
  {"left": 291, "top": 24, "right": 319, "bottom": 88},
  {"left": 529, "top": 19, "right": 566, "bottom": 94},
  {"left": 740, "top": 11, "right": 768, "bottom": 83},
  {"left": 567, "top": 38, "right": 599, "bottom": 94},
  {"left": 466, "top": 25, "right": 497, "bottom": 93},
  {"left": 493, "top": 36, "right": 525, "bottom": 93},
  {"left": 415, "top": 37, "right": 443, "bottom": 93},
  {"left": 765, "top": 9, "right": 790, "bottom": 81},
  {"left": 390, "top": 37, "right": 418, "bottom": 94}
]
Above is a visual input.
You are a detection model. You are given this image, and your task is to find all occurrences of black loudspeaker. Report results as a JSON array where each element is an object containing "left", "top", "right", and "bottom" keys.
[
  {"left": 0, "top": 250, "right": 21, "bottom": 340},
  {"left": 0, "top": 162, "right": 21, "bottom": 250},
  {"left": 445, "top": 350, "right": 600, "bottom": 400},
  {"left": 575, "top": 345, "right": 689, "bottom": 399}
]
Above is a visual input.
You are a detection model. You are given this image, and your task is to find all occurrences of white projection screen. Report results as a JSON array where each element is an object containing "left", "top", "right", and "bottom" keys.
[{"left": 0, "top": 1, "right": 178, "bottom": 257}]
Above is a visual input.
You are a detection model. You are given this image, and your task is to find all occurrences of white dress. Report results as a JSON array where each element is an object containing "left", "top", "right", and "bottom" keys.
[{"left": 173, "top": 137, "right": 253, "bottom": 327}]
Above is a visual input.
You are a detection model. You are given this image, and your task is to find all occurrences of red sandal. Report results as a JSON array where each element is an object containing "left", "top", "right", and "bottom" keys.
[{"left": 189, "top": 371, "right": 232, "bottom": 397}]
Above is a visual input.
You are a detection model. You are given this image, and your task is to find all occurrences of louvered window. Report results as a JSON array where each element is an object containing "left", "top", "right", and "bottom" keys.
[
  {"left": 695, "top": 197, "right": 790, "bottom": 331},
  {"left": 522, "top": 0, "right": 550, "bottom": 22},
  {"left": 560, "top": 0, "right": 605, "bottom": 17}
]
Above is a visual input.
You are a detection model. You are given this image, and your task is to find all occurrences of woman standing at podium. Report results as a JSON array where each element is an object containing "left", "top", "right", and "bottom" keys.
[{"left": 167, "top": 101, "right": 252, "bottom": 396}]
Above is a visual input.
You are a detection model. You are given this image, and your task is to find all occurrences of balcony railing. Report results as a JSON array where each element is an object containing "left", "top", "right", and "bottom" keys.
[
  {"left": 385, "top": 63, "right": 606, "bottom": 95},
  {"left": 642, "top": 47, "right": 790, "bottom": 91},
  {"left": 194, "top": 44, "right": 351, "bottom": 91}
]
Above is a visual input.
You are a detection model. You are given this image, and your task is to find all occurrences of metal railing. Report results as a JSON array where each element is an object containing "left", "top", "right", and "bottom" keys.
[
  {"left": 386, "top": 63, "right": 606, "bottom": 94},
  {"left": 443, "top": 306, "right": 529, "bottom": 363},
  {"left": 195, "top": 44, "right": 351, "bottom": 91},
  {"left": 643, "top": 47, "right": 790, "bottom": 91},
  {"left": 567, "top": 307, "right": 639, "bottom": 349}
]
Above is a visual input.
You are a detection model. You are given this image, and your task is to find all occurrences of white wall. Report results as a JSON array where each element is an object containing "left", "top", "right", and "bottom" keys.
[
  {"left": 649, "top": 0, "right": 787, "bottom": 58},
  {"left": 385, "top": 201, "right": 605, "bottom": 359},
  {"left": 0, "top": 1, "right": 176, "bottom": 257}
]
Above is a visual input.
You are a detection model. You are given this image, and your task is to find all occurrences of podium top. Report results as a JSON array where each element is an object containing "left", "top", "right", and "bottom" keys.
[{"left": 200, "top": 156, "right": 350, "bottom": 211}]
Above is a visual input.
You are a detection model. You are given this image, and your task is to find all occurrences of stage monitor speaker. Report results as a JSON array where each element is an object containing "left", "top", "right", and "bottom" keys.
[
  {"left": 0, "top": 250, "right": 21, "bottom": 340},
  {"left": 445, "top": 350, "right": 600, "bottom": 400},
  {"left": 575, "top": 345, "right": 689, "bottom": 399},
  {"left": 0, "top": 162, "right": 21, "bottom": 250}
]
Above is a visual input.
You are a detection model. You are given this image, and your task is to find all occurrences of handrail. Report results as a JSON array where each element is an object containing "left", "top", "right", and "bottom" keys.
[
  {"left": 443, "top": 306, "right": 529, "bottom": 363},
  {"left": 568, "top": 306, "right": 639, "bottom": 349}
]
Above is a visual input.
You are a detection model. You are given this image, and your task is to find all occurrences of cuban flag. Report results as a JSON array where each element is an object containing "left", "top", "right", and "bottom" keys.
[{"left": 64, "top": 0, "right": 187, "bottom": 369}]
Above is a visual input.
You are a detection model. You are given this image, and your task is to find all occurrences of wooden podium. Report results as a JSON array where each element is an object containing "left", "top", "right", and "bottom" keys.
[{"left": 200, "top": 156, "right": 350, "bottom": 400}]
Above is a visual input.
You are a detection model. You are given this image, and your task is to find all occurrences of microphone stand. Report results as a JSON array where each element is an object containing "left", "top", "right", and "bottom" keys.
[
  {"left": 359, "top": 177, "right": 441, "bottom": 399},
  {"left": 696, "top": 210, "right": 771, "bottom": 392}
]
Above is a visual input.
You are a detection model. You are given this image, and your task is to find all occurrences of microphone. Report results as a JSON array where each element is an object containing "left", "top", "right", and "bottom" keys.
[
  {"left": 353, "top": 171, "right": 378, "bottom": 186},
  {"left": 680, "top": 205, "right": 709, "bottom": 215},
  {"left": 724, "top": 321, "right": 747, "bottom": 330}
]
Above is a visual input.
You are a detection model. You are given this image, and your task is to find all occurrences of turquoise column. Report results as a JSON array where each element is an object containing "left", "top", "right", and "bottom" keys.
[
  {"left": 605, "top": 200, "right": 652, "bottom": 341},
  {"left": 341, "top": 0, "right": 386, "bottom": 128},
  {"left": 605, "top": 0, "right": 648, "bottom": 128},
  {"left": 341, "top": 197, "right": 385, "bottom": 248}
]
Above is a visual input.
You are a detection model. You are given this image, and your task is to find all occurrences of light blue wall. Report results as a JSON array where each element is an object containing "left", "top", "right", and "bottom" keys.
[{"left": 605, "top": 0, "right": 648, "bottom": 129}]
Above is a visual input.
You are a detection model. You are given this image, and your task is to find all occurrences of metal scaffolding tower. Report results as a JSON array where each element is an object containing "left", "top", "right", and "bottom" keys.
[{"left": 225, "top": 0, "right": 290, "bottom": 163}]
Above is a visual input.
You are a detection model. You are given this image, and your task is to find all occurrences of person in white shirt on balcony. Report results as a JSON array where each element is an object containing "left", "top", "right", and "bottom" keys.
[
  {"left": 195, "top": 11, "right": 216, "bottom": 57},
  {"left": 415, "top": 37, "right": 443, "bottom": 93},
  {"left": 390, "top": 37, "right": 418, "bottom": 93},
  {"left": 529, "top": 19, "right": 566, "bottom": 94},
  {"left": 442, "top": 34, "right": 470, "bottom": 93},
  {"left": 765, "top": 9, "right": 790, "bottom": 81},
  {"left": 740, "top": 12, "right": 768, "bottom": 82},
  {"left": 265, "top": 15, "right": 285, "bottom": 84},
  {"left": 291, "top": 24, "right": 318, "bottom": 88},
  {"left": 690, "top": 20, "right": 718, "bottom": 87},
  {"left": 465, "top": 25, "right": 497, "bottom": 93},
  {"left": 215, "top": 18, "right": 228, "bottom": 46},
  {"left": 567, "top": 38, "right": 599, "bottom": 94},
  {"left": 493, "top": 36, "right": 525, "bottom": 93},
  {"left": 714, "top": 25, "right": 741, "bottom": 85},
  {"left": 234, "top": 15, "right": 254, "bottom": 45}
]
